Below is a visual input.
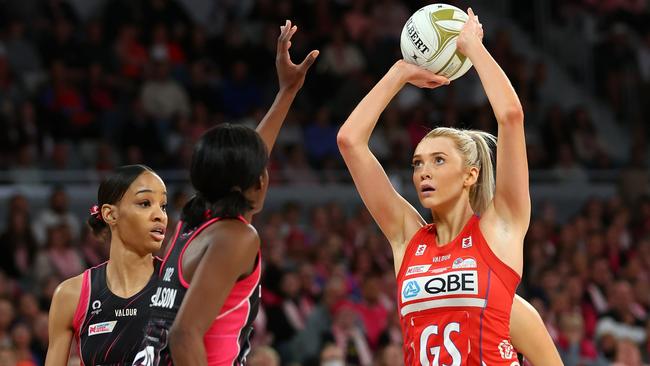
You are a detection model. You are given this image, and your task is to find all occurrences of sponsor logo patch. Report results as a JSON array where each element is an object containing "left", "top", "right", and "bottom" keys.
[
  {"left": 88, "top": 321, "right": 117, "bottom": 336},
  {"left": 91, "top": 300, "right": 102, "bottom": 315},
  {"left": 400, "top": 271, "right": 478, "bottom": 302},
  {"left": 430, "top": 266, "right": 450, "bottom": 274},
  {"left": 452, "top": 257, "right": 477, "bottom": 269},
  {"left": 406, "top": 265, "right": 431, "bottom": 276},
  {"left": 402, "top": 280, "right": 421, "bottom": 299},
  {"left": 415, "top": 244, "right": 427, "bottom": 256},
  {"left": 461, "top": 236, "right": 472, "bottom": 248}
]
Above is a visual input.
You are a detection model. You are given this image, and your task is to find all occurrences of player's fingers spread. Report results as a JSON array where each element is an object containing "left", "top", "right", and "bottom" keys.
[
  {"left": 279, "top": 26, "right": 289, "bottom": 44},
  {"left": 300, "top": 50, "right": 320, "bottom": 70},
  {"left": 288, "top": 25, "right": 298, "bottom": 40}
]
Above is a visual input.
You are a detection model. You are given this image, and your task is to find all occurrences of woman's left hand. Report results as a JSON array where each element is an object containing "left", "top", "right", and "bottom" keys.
[
  {"left": 276, "top": 20, "right": 319, "bottom": 93},
  {"left": 457, "top": 8, "right": 484, "bottom": 56}
]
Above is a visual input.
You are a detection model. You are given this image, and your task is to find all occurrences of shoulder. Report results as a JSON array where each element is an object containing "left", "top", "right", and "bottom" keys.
[
  {"left": 51, "top": 273, "right": 85, "bottom": 317},
  {"left": 196, "top": 218, "right": 260, "bottom": 258},
  {"left": 204, "top": 219, "right": 259, "bottom": 245},
  {"left": 53, "top": 273, "right": 84, "bottom": 301}
]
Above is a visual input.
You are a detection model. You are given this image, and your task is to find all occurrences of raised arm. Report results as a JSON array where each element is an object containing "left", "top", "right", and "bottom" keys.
[
  {"left": 45, "top": 275, "right": 82, "bottom": 366},
  {"left": 256, "top": 20, "right": 319, "bottom": 154},
  {"left": 510, "top": 295, "right": 563, "bottom": 366},
  {"left": 337, "top": 61, "right": 448, "bottom": 259},
  {"left": 168, "top": 221, "right": 259, "bottom": 366},
  {"left": 458, "top": 9, "right": 530, "bottom": 232}
]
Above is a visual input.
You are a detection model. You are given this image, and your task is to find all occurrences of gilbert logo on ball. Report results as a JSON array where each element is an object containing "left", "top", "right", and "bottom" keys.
[{"left": 400, "top": 3, "right": 473, "bottom": 81}]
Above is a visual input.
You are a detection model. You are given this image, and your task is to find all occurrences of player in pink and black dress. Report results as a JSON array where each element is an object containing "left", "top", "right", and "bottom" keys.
[
  {"left": 46, "top": 165, "right": 168, "bottom": 365},
  {"left": 134, "top": 20, "right": 318, "bottom": 366}
]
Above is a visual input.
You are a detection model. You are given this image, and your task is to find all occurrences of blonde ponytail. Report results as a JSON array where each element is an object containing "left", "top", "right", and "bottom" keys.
[{"left": 423, "top": 127, "right": 496, "bottom": 214}]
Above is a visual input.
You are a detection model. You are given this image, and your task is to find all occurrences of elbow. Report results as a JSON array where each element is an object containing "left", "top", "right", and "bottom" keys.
[
  {"left": 499, "top": 105, "right": 524, "bottom": 126},
  {"left": 337, "top": 128, "right": 355, "bottom": 151},
  {"left": 168, "top": 325, "right": 195, "bottom": 353}
]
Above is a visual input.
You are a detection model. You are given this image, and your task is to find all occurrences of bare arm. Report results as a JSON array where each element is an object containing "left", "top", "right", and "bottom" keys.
[
  {"left": 45, "top": 275, "right": 82, "bottom": 366},
  {"left": 459, "top": 9, "right": 530, "bottom": 232},
  {"left": 169, "top": 221, "right": 260, "bottom": 366},
  {"left": 510, "top": 295, "right": 563, "bottom": 366},
  {"left": 337, "top": 61, "right": 448, "bottom": 256},
  {"left": 256, "top": 20, "right": 319, "bottom": 154}
]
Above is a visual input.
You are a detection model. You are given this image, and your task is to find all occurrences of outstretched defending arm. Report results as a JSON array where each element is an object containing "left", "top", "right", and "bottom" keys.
[{"left": 256, "top": 20, "right": 319, "bottom": 154}]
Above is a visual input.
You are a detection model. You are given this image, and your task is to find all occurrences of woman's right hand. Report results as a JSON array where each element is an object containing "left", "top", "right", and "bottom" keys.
[{"left": 392, "top": 60, "right": 450, "bottom": 89}]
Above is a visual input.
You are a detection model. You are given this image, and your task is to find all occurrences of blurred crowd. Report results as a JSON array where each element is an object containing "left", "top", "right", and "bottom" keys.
[
  {"left": 2, "top": 186, "right": 650, "bottom": 365},
  {"left": 0, "top": 0, "right": 647, "bottom": 186}
]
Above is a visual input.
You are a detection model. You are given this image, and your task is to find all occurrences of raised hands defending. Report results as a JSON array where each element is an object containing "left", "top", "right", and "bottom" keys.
[{"left": 276, "top": 20, "right": 319, "bottom": 93}]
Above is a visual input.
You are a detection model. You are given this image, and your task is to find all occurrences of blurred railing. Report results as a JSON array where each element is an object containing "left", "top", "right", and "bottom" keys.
[
  {"left": 0, "top": 169, "right": 631, "bottom": 186},
  {"left": 0, "top": 168, "right": 639, "bottom": 225}
]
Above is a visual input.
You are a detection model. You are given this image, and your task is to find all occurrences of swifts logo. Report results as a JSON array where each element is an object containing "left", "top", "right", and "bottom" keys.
[
  {"left": 415, "top": 244, "right": 427, "bottom": 256},
  {"left": 461, "top": 236, "right": 472, "bottom": 249},
  {"left": 499, "top": 339, "right": 516, "bottom": 360}
]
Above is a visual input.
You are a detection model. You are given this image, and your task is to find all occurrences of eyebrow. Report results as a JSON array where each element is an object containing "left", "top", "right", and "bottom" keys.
[
  {"left": 135, "top": 189, "right": 168, "bottom": 195},
  {"left": 412, "top": 152, "right": 448, "bottom": 159}
]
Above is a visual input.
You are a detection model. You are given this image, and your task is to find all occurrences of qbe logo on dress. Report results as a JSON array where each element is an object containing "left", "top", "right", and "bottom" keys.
[
  {"left": 402, "top": 280, "right": 421, "bottom": 299},
  {"left": 400, "top": 271, "right": 478, "bottom": 302},
  {"left": 88, "top": 321, "right": 117, "bottom": 336}
]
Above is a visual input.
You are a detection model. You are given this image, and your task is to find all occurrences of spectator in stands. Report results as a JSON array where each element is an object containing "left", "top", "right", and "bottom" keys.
[
  {"left": 0, "top": 299, "right": 14, "bottom": 347},
  {"left": 34, "top": 224, "right": 84, "bottom": 283},
  {"left": 557, "top": 312, "right": 602, "bottom": 365},
  {"left": 0, "top": 346, "right": 16, "bottom": 366},
  {"left": 32, "top": 186, "right": 80, "bottom": 245},
  {"left": 354, "top": 274, "right": 388, "bottom": 350},
  {"left": 140, "top": 45, "right": 190, "bottom": 124},
  {"left": 319, "top": 343, "right": 345, "bottom": 366},
  {"left": 266, "top": 270, "right": 313, "bottom": 358},
  {"left": 16, "top": 294, "right": 39, "bottom": 327},
  {"left": 247, "top": 346, "right": 281, "bottom": 366},
  {"left": 0, "top": 208, "right": 37, "bottom": 280},
  {"left": 322, "top": 301, "right": 372, "bottom": 366},
  {"left": 30, "top": 312, "right": 49, "bottom": 364},
  {"left": 11, "top": 322, "right": 39, "bottom": 365}
]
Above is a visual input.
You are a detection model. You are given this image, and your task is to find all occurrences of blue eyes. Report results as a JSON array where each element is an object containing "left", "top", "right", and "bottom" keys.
[{"left": 411, "top": 157, "right": 445, "bottom": 168}]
